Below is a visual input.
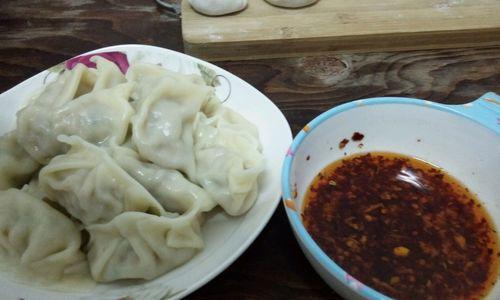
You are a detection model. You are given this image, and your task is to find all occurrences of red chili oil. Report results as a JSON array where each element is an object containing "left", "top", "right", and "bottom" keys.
[{"left": 302, "top": 152, "right": 499, "bottom": 300}]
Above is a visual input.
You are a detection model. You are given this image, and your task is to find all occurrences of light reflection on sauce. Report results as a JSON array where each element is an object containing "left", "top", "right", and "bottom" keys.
[{"left": 396, "top": 168, "right": 425, "bottom": 190}]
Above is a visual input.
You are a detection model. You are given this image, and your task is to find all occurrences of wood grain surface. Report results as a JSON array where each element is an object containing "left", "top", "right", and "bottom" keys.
[
  {"left": 1, "top": 0, "right": 500, "bottom": 299},
  {"left": 182, "top": 0, "right": 500, "bottom": 61}
]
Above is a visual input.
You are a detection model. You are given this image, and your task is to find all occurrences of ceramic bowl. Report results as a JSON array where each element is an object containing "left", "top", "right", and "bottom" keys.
[{"left": 281, "top": 92, "right": 500, "bottom": 300}]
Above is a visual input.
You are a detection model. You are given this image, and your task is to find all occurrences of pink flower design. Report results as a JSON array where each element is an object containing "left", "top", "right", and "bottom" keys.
[
  {"left": 286, "top": 147, "right": 295, "bottom": 157},
  {"left": 65, "top": 51, "right": 129, "bottom": 74}
]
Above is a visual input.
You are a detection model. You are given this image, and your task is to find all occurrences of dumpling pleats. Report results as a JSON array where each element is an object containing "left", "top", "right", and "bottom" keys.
[
  {"left": 0, "top": 189, "right": 88, "bottom": 281},
  {"left": 130, "top": 63, "right": 214, "bottom": 179},
  {"left": 87, "top": 211, "right": 203, "bottom": 282},
  {"left": 16, "top": 64, "right": 97, "bottom": 164},
  {"left": 110, "top": 145, "right": 217, "bottom": 214},
  {"left": 39, "top": 135, "right": 165, "bottom": 225},
  {"left": 0, "top": 131, "right": 40, "bottom": 190},
  {"left": 194, "top": 106, "right": 264, "bottom": 216},
  {"left": 16, "top": 56, "right": 129, "bottom": 164}
]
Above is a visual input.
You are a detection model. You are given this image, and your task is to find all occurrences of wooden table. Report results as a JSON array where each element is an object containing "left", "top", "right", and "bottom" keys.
[{"left": 1, "top": 1, "right": 499, "bottom": 299}]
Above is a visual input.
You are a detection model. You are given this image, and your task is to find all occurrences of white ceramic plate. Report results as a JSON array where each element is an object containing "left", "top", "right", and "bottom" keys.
[{"left": 0, "top": 44, "right": 292, "bottom": 300}]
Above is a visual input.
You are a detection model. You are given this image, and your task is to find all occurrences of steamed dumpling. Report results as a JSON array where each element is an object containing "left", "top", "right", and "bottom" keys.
[
  {"left": 126, "top": 63, "right": 207, "bottom": 108},
  {"left": 110, "top": 145, "right": 217, "bottom": 214},
  {"left": 0, "top": 131, "right": 40, "bottom": 190},
  {"left": 16, "top": 56, "right": 128, "bottom": 164},
  {"left": 0, "top": 189, "right": 88, "bottom": 281},
  {"left": 16, "top": 64, "right": 96, "bottom": 164},
  {"left": 87, "top": 211, "right": 203, "bottom": 282},
  {"left": 39, "top": 135, "right": 165, "bottom": 225},
  {"left": 189, "top": 0, "right": 248, "bottom": 16},
  {"left": 53, "top": 82, "right": 134, "bottom": 146},
  {"left": 21, "top": 177, "right": 47, "bottom": 201},
  {"left": 265, "top": 0, "right": 318, "bottom": 8},
  {"left": 194, "top": 105, "right": 264, "bottom": 216},
  {"left": 90, "top": 56, "right": 127, "bottom": 91},
  {"left": 129, "top": 63, "right": 214, "bottom": 179}
]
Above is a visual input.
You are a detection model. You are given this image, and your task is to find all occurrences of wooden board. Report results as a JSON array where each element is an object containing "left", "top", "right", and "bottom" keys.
[{"left": 182, "top": 0, "right": 500, "bottom": 61}]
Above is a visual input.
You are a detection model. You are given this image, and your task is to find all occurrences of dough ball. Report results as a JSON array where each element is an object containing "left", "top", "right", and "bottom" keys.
[{"left": 189, "top": 0, "right": 248, "bottom": 16}]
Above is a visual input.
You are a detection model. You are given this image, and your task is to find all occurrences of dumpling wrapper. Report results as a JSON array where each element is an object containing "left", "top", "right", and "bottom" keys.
[
  {"left": 87, "top": 210, "right": 203, "bottom": 282},
  {"left": 0, "top": 189, "right": 89, "bottom": 282},
  {"left": 129, "top": 63, "right": 214, "bottom": 179},
  {"left": 16, "top": 56, "right": 129, "bottom": 164},
  {"left": 20, "top": 177, "right": 47, "bottom": 201},
  {"left": 39, "top": 135, "right": 166, "bottom": 225},
  {"left": 109, "top": 145, "right": 217, "bottom": 214},
  {"left": 126, "top": 61, "right": 207, "bottom": 104},
  {"left": 53, "top": 81, "right": 134, "bottom": 147},
  {"left": 0, "top": 131, "right": 40, "bottom": 190},
  {"left": 194, "top": 104, "right": 264, "bottom": 216},
  {"left": 16, "top": 64, "right": 97, "bottom": 164}
]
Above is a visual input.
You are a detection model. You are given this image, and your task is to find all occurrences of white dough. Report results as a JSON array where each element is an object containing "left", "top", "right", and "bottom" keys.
[
  {"left": 0, "top": 131, "right": 40, "bottom": 190},
  {"left": 189, "top": 0, "right": 248, "bottom": 16},
  {"left": 53, "top": 81, "right": 134, "bottom": 147},
  {"left": 128, "top": 63, "right": 213, "bottom": 180},
  {"left": 38, "top": 135, "right": 166, "bottom": 225},
  {"left": 16, "top": 64, "right": 96, "bottom": 164},
  {"left": 109, "top": 145, "right": 217, "bottom": 214},
  {"left": 87, "top": 211, "right": 203, "bottom": 282},
  {"left": 21, "top": 177, "right": 46, "bottom": 200},
  {"left": 265, "top": 0, "right": 318, "bottom": 8},
  {"left": 194, "top": 104, "right": 264, "bottom": 216},
  {"left": 16, "top": 56, "right": 128, "bottom": 164},
  {"left": 0, "top": 189, "right": 89, "bottom": 281}
]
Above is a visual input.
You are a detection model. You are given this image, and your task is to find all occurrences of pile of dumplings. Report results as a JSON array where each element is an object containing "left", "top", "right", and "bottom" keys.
[{"left": 0, "top": 56, "right": 264, "bottom": 286}]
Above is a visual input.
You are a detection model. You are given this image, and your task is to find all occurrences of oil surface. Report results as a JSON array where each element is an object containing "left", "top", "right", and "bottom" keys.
[{"left": 303, "top": 152, "right": 499, "bottom": 300}]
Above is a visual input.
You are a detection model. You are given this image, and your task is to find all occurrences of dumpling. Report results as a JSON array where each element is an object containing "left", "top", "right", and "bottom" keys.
[
  {"left": 87, "top": 211, "right": 203, "bottom": 282},
  {"left": 110, "top": 145, "right": 217, "bottom": 213},
  {"left": 126, "top": 63, "right": 170, "bottom": 102},
  {"left": 194, "top": 105, "right": 264, "bottom": 216},
  {"left": 90, "top": 55, "right": 127, "bottom": 91},
  {"left": 126, "top": 63, "right": 206, "bottom": 105},
  {"left": 16, "top": 64, "right": 97, "bottom": 164},
  {"left": 129, "top": 64, "right": 214, "bottom": 179},
  {"left": 0, "top": 189, "right": 88, "bottom": 281},
  {"left": 189, "top": 0, "right": 248, "bottom": 16},
  {"left": 20, "top": 177, "right": 46, "bottom": 201},
  {"left": 265, "top": 0, "right": 318, "bottom": 8},
  {"left": 16, "top": 56, "right": 128, "bottom": 164},
  {"left": 0, "top": 131, "right": 40, "bottom": 190},
  {"left": 39, "top": 135, "right": 165, "bottom": 225},
  {"left": 53, "top": 82, "right": 134, "bottom": 146}
]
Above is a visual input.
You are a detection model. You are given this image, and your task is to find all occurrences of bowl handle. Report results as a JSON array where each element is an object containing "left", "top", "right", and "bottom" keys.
[{"left": 446, "top": 92, "right": 500, "bottom": 134}]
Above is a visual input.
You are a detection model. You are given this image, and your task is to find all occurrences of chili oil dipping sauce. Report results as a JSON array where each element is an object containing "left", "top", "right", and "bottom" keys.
[{"left": 302, "top": 152, "right": 499, "bottom": 300}]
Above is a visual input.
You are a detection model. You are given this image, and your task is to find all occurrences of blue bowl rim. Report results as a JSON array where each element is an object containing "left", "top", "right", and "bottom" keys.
[{"left": 281, "top": 93, "right": 500, "bottom": 300}]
